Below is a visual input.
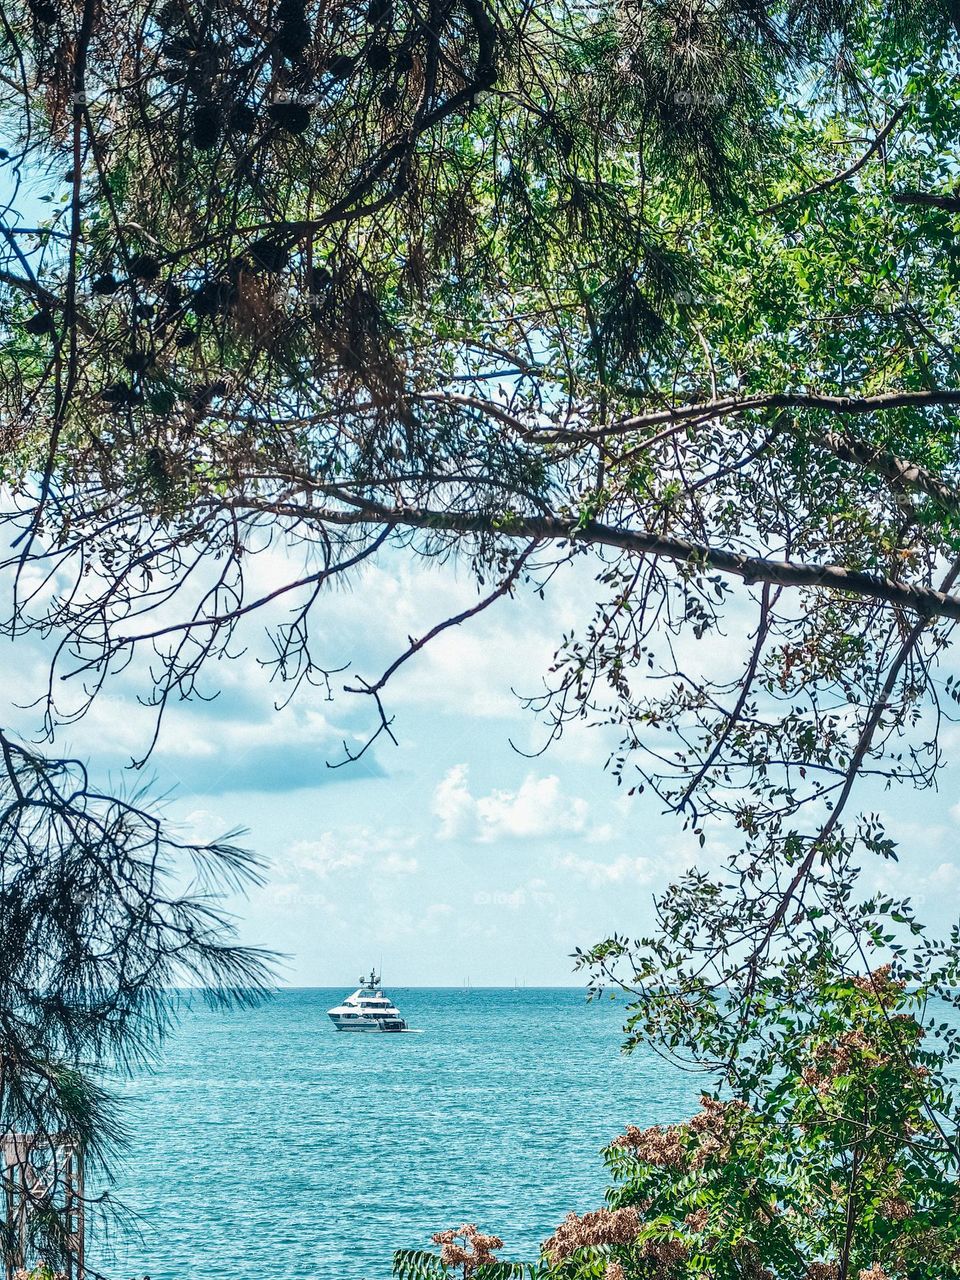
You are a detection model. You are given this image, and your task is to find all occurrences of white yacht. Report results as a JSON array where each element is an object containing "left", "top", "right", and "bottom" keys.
[{"left": 328, "top": 971, "right": 408, "bottom": 1032}]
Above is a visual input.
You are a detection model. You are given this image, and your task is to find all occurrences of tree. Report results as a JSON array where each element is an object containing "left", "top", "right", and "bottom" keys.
[
  {"left": 394, "top": 960, "right": 960, "bottom": 1280},
  {"left": 3, "top": 0, "right": 960, "bottom": 1095},
  {"left": 0, "top": 727, "right": 274, "bottom": 1276}
]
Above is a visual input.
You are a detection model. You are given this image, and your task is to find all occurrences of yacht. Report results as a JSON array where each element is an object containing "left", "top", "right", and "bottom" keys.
[{"left": 327, "top": 971, "right": 408, "bottom": 1032}]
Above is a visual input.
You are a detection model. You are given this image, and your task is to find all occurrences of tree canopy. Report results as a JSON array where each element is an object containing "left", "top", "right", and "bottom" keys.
[
  {"left": 4, "top": 0, "right": 960, "bottom": 1117},
  {"left": 0, "top": 728, "right": 273, "bottom": 1275}
]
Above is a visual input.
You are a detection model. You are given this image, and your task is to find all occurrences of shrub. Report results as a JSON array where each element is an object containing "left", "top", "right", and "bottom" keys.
[{"left": 395, "top": 967, "right": 960, "bottom": 1280}]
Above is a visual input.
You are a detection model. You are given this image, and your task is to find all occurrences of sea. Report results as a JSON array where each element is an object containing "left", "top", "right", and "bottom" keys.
[{"left": 102, "top": 987, "right": 701, "bottom": 1280}]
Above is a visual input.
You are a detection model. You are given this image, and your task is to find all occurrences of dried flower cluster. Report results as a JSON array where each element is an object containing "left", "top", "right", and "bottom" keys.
[
  {"left": 684, "top": 1208, "right": 710, "bottom": 1232},
  {"left": 429, "top": 1224, "right": 503, "bottom": 1276},
  {"left": 612, "top": 1122, "right": 686, "bottom": 1166},
  {"left": 815, "top": 1028, "right": 872, "bottom": 1072},
  {"left": 542, "top": 1206, "right": 642, "bottom": 1262},
  {"left": 689, "top": 1096, "right": 750, "bottom": 1132},
  {"left": 878, "top": 1195, "right": 911, "bottom": 1221},
  {"left": 805, "top": 1264, "right": 839, "bottom": 1280},
  {"left": 727, "top": 1239, "right": 774, "bottom": 1280},
  {"left": 687, "top": 1096, "right": 749, "bottom": 1167},
  {"left": 403, "top": 973, "right": 960, "bottom": 1280},
  {"left": 801, "top": 999, "right": 932, "bottom": 1107},
  {"left": 640, "top": 1232, "right": 688, "bottom": 1268},
  {"left": 851, "top": 966, "right": 906, "bottom": 1003}
]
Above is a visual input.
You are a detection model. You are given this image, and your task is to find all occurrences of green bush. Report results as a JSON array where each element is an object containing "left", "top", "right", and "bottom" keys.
[{"left": 395, "top": 967, "right": 960, "bottom": 1280}]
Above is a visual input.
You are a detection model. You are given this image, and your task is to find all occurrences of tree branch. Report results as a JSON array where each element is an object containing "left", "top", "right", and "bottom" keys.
[
  {"left": 555, "top": 388, "right": 960, "bottom": 444},
  {"left": 758, "top": 104, "right": 909, "bottom": 216},
  {"left": 814, "top": 430, "right": 960, "bottom": 517},
  {"left": 233, "top": 497, "right": 960, "bottom": 623},
  {"left": 892, "top": 191, "right": 960, "bottom": 211}
]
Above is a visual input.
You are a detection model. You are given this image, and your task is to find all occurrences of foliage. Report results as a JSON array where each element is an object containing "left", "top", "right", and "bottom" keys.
[
  {"left": 395, "top": 963, "right": 960, "bottom": 1280},
  {"left": 394, "top": 1227, "right": 531, "bottom": 1279},
  {"left": 7, "top": 0, "right": 960, "bottom": 1267},
  {"left": 1, "top": 0, "right": 960, "bottom": 1023},
  {"left": 2, "top": 0, "right": 960, "bottom": 1277},
  {"left": 0, "top": 727, "right": 275, "bottom": 1274}
]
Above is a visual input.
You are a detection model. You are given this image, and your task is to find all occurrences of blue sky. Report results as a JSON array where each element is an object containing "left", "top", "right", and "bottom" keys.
[
  {"left": 4, "top": 543, "right": 960, "bottom": 987},
  {"left": 3, "top": 170, "right": 958, "bottom": 988}
]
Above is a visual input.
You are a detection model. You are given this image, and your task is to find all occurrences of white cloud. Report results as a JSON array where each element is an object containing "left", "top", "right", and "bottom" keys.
[
  {"left": 178, "top": 807, "right": 231, "bottom": 843},
  {"left": 364, "top": 900, "right": 458, "bottom": 942},
  {"left": 585, "top": 822, "right": 617, "bottom": 844},
  {"left": 432, "top": 764, "right": 590, "bottom": 842},
  {"left": 290, "top": 553, "right": 606, "bottom": 728},
  {"left": 432, "top": 764, "right": 478, "bottom": 839},
  {"left": 927, "top": 861, "right": 960, "bottom": 888},
  {"left": 153, "top": 699, "right": 342, "bottom": 761},
  {"left": 557, "top": 853, "right": 656, "bottom": 884},
  {"left": 284, "top": 826, "right": 418, "bottom": 878},
  {"left": 376, "top": 853, "right": 419, "bottom": 876},
  {"left": 288, "top": 837, "right": 364, "bottom": 877}
]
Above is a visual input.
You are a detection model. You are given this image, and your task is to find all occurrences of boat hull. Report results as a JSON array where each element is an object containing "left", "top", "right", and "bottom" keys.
[{"left": 328, "top": 1015, "right": 406, "bottom": 1032}]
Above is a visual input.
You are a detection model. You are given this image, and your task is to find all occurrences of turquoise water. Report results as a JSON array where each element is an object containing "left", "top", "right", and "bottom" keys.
[{"left": 104, "top": 988, "right": 700, "bottom": 1279}]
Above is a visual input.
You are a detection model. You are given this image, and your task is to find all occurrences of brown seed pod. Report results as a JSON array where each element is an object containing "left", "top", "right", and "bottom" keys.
[
  {"left": 190, "top": 278, "right": 236, "bottom": 316},
  {"left": 29, "top": 0, "right": 57, "bottom": 23},
  {"left": 247, "top": 237, "right": 291, "bottom": 272},
  {"left": 267, "top": 100, "right": 311, "bottom": 134},
  {"left": 228, "top": 102, "right": 258, "bottom": 133},
  {"left": 160, "top": 280, "right": 184, "bottom": 309},
  {"left": 156, "top": 1, "right": 184, "bottom": 29},
  {"left": 102, "top": 380, "right": 142, "bottom": 407},
  {"left": 160, "top": 35, "right": 197, "bottom": 60},
  {"left": 130, "top": 253, "right": 161, "bottom": 280},
  {"left": 276, "top": 16, "right": 312, "bottom": 56},
  {"left": 192, "top": 103, "right": 222, "bottom": 149},
  {"left": 365, "top": 42, "right": 391, "bottom": 71},
  {"left": 91, "top": 273, "right": 120, "bottom": 295},
  {"left": 24, "top": 309, "right": 56, "bottom": 336},
  {"left": 326, "top": 53, "right": 355, "bottom": 79}
]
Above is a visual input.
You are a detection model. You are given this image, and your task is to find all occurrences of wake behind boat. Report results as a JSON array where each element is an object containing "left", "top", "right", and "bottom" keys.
[{"left": 328, "top": 971, "right": 410, "bottom": 1032}]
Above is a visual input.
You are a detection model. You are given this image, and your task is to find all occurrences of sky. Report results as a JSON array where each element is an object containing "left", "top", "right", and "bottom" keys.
[
  {"left": 3, "top": 162, "right": 959, "bottom": 991},
  {"left": 4, "top": 540, "right": 960, "bottom": 988}
]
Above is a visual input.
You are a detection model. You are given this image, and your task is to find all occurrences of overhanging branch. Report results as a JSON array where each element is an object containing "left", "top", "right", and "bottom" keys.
[
  {"left": 892, "top": 191, "right": 960, "bottom": 212},
  {"left": 233, "top": 497, "right": 960, "bottom": 622},
  {"left": 557, "top": 388, "right": 960, "bottom": 444},
  {"left": 815, "top": 430, "right": 960, "bottom": 517}
]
